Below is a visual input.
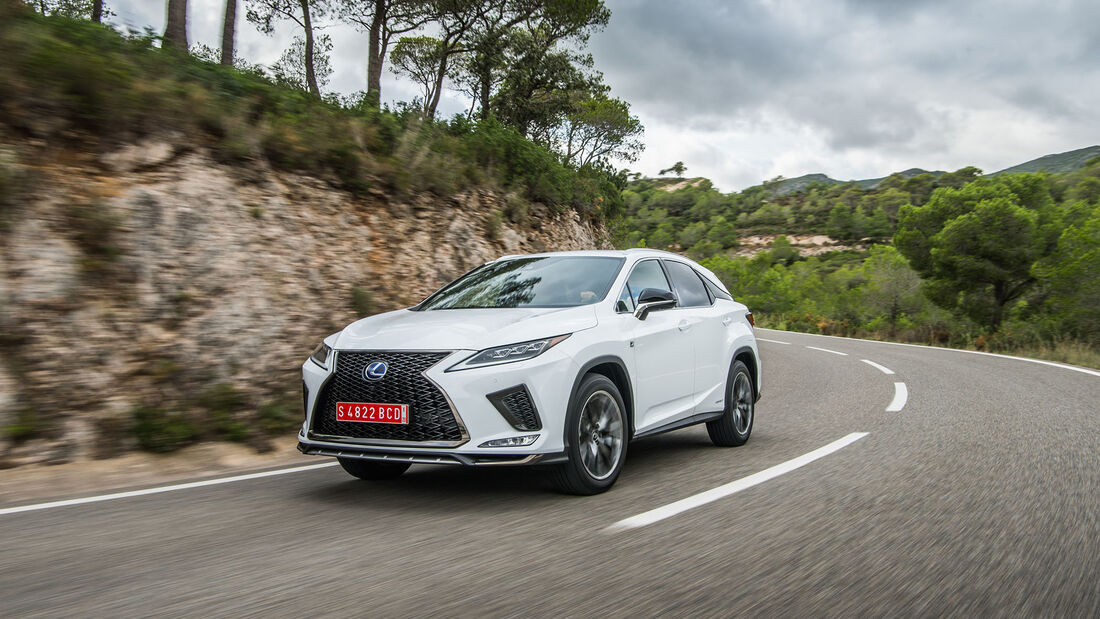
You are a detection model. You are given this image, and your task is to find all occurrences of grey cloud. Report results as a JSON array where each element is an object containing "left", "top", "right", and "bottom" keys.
[
  {"left": 592, "top": 0, "right": 1100, "bottom": 181},
  {"left": 102, "top": 0, "right": 1100, "bottom": 188}
]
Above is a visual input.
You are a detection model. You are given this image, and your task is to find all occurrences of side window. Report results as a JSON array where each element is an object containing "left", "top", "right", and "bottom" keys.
[
  {"left": 703, "top": 277, "right": 733, "bottom": 301},
  {"left": 619, "top": 259, "right": 672, "bottom": 310},
  {"left": 664, "top": 261, "right": 711, "bottom": 308}
]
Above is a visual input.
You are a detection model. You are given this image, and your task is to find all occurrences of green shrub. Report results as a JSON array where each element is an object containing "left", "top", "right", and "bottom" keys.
[
  {"left": 4, "top": 407, "right": 43, "bottom": 442},
  {"left": 504, "top": 193, "right": 529, "bottom": 225},
  {"left": 196, "top": 382, "right": 246, "bottom": 413},
  {"left": 350, "top": 285, "right": 374, "bottom": 318},
  {"left": 195, "top": 382, "right": 250, "bottom": 442},
  {"left": 66, "top": 200, "right": 123, "bottom": 276},
  {"left": 486, "top": 209, "right": 503, "bottom": 241},
  {"left": 131, "top": 405, "right": 198, "bottom": 453},
  {"left": 257, "top": 399, "right": 299, "bottom": 435}
]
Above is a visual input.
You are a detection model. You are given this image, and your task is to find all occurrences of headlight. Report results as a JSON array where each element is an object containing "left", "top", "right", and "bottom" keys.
[
  {"left": 310, "top": 342, "right": 333, "bottom": 369},
  {"left": 447, "top": 335, "right": 570, "bottom": 371}
]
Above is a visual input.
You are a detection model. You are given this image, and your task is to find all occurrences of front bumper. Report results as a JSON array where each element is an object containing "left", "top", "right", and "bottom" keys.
[{"left": 300, "top": 346, "right": 580, "bottom": 462}]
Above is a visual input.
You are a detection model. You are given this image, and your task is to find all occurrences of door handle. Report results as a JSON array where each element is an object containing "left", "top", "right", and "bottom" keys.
[
  {"left": 678, "top": 320, "right": 691, "bottom": 332},
  {"left": 722, "top": 316, "right": 732, "bottom": 326}
]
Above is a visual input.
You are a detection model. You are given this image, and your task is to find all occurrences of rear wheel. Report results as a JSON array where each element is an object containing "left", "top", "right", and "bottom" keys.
[
  {"left": 551, "top": 374, "right": 627, "bottom": 495},
  {"left": 707, "top": 360, "right": 754, "bottom": 447},
  {"left": 338, "top": 457, "right": 411, "bottom": 480}
]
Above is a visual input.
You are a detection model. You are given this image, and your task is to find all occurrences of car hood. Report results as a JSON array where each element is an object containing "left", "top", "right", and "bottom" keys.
[{"left": 334, "top": 305, "right": 599, "bottom": 351}]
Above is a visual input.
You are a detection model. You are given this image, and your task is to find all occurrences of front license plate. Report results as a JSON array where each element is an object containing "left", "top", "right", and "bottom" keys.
[{"left": 336, "top": 402, "right": 409, "bottom": 425}]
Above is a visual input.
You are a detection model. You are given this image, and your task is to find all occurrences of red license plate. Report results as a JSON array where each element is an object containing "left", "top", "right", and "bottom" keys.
[{"left": 336, "top": 402, "right": 409, "bottom": 425}]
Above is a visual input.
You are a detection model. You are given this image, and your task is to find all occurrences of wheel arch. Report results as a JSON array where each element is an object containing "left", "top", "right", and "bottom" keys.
[
  {"left": 732, "top": 346, "right": 762, "bottom": 403},
  {"left": 569, "top": 355, "right": 635, "bottom": 439}
]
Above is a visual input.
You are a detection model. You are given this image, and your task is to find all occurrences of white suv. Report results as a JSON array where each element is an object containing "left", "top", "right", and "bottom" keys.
[{"left": 298, "top": 249, "right": 761, "bottom": 494}]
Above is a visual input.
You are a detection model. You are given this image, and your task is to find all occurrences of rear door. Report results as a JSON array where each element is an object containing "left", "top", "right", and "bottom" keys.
[{"left": 617, "top": 259, "right": 695, "bottom": 432}]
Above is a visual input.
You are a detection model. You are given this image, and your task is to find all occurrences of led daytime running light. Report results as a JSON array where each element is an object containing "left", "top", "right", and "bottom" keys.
[{"left": 448, "top": 334, "right": 570, "bottom": 371}]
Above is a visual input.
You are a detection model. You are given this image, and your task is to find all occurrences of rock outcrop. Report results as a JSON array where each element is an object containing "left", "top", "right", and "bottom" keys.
[{"left": 0, "top": 141, "right": 608, "bottom": 465}]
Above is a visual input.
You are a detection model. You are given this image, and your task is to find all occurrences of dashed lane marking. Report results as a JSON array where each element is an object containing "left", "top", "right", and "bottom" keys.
[
  {"left": 806, "top": 345, "right": 848, "bottom": 356},
  {"left": 606, "top": 433, "right": 871, "bottom": 532},
  {"left": 886, "top": 382, "right": 909, "bottom": 412},
  {"left": 759, "top": 328, "right": 1100, "bottom": 378},
  {"left": 861, "top": 359, "right": 896, "bottom": 375},
  {"left": 756, "top": 338, "right": 792, "bottom": 345}
]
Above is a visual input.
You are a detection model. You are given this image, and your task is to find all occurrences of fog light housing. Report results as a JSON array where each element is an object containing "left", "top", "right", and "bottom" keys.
[{"left": 479, "top": 434, "right": 539, "bottom": 448}]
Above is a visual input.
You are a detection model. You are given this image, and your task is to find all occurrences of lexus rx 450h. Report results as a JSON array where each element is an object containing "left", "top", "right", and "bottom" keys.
[{"left": 299, "top": 249, "right": 761, "bottom": 494}]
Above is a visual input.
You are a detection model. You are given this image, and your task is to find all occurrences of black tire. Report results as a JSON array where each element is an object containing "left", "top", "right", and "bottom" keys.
[
  {"left": 338, "top": 457, "right": 411, "bottom": 480},
  {"left": 550, "top": 374, "right": 629, "bottom": 495},
  {"left": 707, "top": 360, "right": 754, "bottom": 447}
]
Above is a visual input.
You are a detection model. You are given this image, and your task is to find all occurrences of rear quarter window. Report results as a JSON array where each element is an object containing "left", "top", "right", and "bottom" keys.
[{"left": 664, "top": 261, "right": 711, "bottom": 308}]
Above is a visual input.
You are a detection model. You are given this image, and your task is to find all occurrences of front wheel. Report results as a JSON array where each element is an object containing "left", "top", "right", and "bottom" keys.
[
  {"left": 550, "top": 374, "right": 628, "bottom": 495},
  {"left": 707, "top": 360, "right": 754, "bottom": 447},
  {"left": 338, "top": 457, "right": 411, "bottom": 480}
]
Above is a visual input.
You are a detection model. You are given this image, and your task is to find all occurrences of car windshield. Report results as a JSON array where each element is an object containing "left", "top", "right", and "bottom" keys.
[{"left": 417, "top": 256, "right": 625, "bottom": 310}]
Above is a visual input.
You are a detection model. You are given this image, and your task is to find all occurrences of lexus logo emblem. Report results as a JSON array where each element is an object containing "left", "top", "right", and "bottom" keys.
[{"left": 364, "top": 361, "right": 388, "bottom": 381}]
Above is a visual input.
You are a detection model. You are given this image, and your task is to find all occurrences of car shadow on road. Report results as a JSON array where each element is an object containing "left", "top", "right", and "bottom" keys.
[{"left": 299, "top": 429, "right": 723, "bottom": 512}]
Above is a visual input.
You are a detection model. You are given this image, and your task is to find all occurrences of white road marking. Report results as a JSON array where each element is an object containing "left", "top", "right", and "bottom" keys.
[
  {"left": 606, "top": 433, "right": 870, "bottom": 532},
  {"left": 861, "top": 359, "right": 896, "bottom": 375},
  {"left": 759, "top": 328, "right": 1100, "bottom": 378},
  {"left": 806, "top": 345, "right": 848, "bottom": 356},
  {"left": 0, "top": 462, "right": 340, "bottom": 517},
  {"left": 886, "top": 382, "right": 909, "bottom": 412},
  {"left": 756, "top": 338, "right": 791, "bottom": 345}
]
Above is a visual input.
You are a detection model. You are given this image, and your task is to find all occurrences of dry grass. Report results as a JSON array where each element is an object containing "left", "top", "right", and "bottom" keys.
[{"left": 994, "top": 340, "right": 1100, "bottom": 370}]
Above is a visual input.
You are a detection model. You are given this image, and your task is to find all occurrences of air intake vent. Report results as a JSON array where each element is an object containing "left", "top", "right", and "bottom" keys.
[{"left": 487, "top": 385, "right": 542, "bottom": 431}]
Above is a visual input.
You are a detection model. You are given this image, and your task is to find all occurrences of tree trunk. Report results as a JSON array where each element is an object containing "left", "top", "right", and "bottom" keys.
[
  {"left": 220, "top": 0, "right": 236, "bottom": 66},
  {"left": 300, "top": 0, "right": 320, "bottom": 98},
  {"left": 163, "top": 0, "right": 189, "bottom": 52},
  {"left": 92, "top": 0, "right": 103, "bottom": 22},
  {"left": 365, "top": 0, "right": 385, "bottom": 107},
  {"left": 477, "top": 74, "right": 490, "bottom": 120},
  {"left": 425, "top": 54, "right": 448, "bottom": 118}
]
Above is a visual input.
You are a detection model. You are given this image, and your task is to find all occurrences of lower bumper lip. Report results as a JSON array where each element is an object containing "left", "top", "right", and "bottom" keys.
[{"left": 297, "top": 439, "right": 567, "bottom": 466}]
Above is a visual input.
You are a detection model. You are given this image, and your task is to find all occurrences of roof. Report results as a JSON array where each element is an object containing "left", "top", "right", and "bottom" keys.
[{"left": 493, "top": 248, "right": 685, "bottom": 261}]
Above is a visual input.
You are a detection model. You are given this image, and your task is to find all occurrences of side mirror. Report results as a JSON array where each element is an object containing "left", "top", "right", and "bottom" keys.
[{"left": 633, "top": 288, "right": 676, "bottom": 320}]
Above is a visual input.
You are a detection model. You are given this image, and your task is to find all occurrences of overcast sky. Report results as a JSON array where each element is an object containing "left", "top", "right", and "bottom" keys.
[{"left": 107, "top": 0, "right": 1100, "bottom": 192}]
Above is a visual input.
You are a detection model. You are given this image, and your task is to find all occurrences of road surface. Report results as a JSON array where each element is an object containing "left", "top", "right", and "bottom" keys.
[{"left": 3, "top": 328, "right": 1099, "bottom": 617}]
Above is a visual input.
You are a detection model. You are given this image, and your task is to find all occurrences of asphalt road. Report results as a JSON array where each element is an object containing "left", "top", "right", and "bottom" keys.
[{"left": 3, "top": 329, "right": 1099, "bottom": 617}]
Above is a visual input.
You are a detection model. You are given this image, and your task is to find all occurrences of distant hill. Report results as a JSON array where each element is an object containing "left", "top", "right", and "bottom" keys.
[
  {"left": 992, "top": 145, "right": 1100, "bottom": 175},
  {"left": 760, "top": 146, "right": 1099, "bottom": 195},
  {"left": 766, "top": 173, "right": 841, "bottom": 195},
  {"left": 852, "top": 167, "right": 945, "bottom": 190},
  {"left": 767, "top": 168, "right": 944, "bottom": 195}
]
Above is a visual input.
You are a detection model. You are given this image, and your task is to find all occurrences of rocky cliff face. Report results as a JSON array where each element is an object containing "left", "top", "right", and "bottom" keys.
[{"left": 0, "top": 139, "right": 608, "bottom": 465}]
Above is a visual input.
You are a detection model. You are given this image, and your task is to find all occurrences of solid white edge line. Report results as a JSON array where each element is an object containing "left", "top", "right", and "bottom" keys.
[
  {"left": 606, "top": 432, "right": 870, "bottom": 532},
  {"left": 886, "top": 382, "right": 909, "bottom": 412},
  {"left": 756, "top": 338, "right": 791, "bottom": 345},
  {"left": 758, "top": 328, "right": 1100, "bottom": 378},
  {"left": 0, "top": 462, "right": 340, "bottom": 517},
  {"left": 861, "top": 359, "right": 896, "bottom": 375},
  {"left": 805, "top": 345, "right": 848, "bottom": 356}
]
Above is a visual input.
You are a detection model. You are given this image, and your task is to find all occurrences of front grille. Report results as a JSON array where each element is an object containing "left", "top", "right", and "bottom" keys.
[
  {"left": 310, "top": 351, "right": 463, "bottom": 444},
  {"left": 488, "top": 385, "right": 542, "bottom": 431}
]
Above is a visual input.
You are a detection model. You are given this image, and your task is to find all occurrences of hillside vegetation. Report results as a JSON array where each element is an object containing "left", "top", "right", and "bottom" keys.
[
  {"left": 617, "top": 160, "right": 1100, "bottom": 365},
  {"left": 0, "top": 5, "right": 629, "bottom": 224}
]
